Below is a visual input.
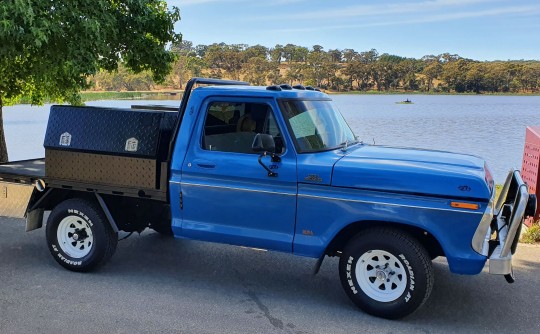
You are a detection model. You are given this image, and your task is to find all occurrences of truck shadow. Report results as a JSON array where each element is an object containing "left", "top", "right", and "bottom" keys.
[
  {"left": 106, "top": 231, "right": 540, "bottom": 331},
  {"left": 3, "top": 223, "right": 539, "bottom": 332}
]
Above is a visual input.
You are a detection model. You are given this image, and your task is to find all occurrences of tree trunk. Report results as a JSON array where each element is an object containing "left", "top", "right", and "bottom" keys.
[{"left": 0, "top": 96, "right": 9, "bottom": 162}]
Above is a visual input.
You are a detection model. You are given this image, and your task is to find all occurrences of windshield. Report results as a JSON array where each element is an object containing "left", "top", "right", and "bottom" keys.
[{"left": 279, "top": 100, "right": 356, "bottom": 153}]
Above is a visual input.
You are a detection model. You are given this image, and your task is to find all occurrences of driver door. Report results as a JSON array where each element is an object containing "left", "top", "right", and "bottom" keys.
[{"left": 180, "top": 98, "right": 297, "bottom": 252}]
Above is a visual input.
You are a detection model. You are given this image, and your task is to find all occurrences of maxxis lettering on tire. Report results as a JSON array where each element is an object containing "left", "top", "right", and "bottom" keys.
[
  {"left": 346, "top": 256, "right": 359, "bottom": 294},
  {"left": 338, "top": 228, "right": 434, "bottom": 319},
  {"left": 45, "top": 198, "right": 118, "bottom": 273}
]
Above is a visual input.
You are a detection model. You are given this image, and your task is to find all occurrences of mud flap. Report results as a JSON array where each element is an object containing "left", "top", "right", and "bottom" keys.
[{"left": 26, "top": 208, "right": 45, "bottom": 232}]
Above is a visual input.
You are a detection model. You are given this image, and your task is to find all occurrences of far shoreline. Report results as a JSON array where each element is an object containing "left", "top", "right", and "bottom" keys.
[{"left": 10, "top": 89, "right": 540, "bottom": 106}]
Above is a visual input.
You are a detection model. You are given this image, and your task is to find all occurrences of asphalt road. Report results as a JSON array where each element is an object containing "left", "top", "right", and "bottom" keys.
[{"left": 1, "top": 217, "right": 539, "bottom": 334}]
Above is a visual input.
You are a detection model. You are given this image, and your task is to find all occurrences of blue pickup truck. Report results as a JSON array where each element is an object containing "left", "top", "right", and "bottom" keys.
[{"left": 0, "top": 78, "right": 536, "bottom": 319}]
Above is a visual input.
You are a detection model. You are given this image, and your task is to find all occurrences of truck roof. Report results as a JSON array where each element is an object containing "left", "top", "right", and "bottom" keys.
[{"left": 193, "top": 85, "right": 330, "bottom": 100}]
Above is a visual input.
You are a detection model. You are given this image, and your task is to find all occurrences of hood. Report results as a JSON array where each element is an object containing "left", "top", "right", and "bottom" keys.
[{"left": 332, "top": 145, "right": 492, "bottom": 200}]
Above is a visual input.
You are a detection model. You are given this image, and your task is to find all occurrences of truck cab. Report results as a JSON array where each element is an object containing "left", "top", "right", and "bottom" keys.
[{"left": 0, "top": 78, "right": 535, "bottom": 319}]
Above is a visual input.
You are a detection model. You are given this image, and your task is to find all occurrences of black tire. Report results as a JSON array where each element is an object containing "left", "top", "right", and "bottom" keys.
[
  {"left": 45, "top": 198, "right": 118, "bottom": 272},
  {"left": 339, "top": 228, "right": 434, "bottom": 319}
]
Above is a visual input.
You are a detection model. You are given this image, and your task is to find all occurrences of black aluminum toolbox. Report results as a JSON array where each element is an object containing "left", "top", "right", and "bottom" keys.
[{"left": 44, "top": 105, "right": 178, "bottom": 191}]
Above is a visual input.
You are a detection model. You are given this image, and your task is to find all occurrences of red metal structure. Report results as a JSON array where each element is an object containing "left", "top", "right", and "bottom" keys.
[{"left": 521, "top": 126, "right": 540, "bottom": 226}]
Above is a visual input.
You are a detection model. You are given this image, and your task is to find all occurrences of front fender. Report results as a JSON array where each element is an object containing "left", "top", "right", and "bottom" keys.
[{"left": 293, "top": 184, "right": 487, "bottom": 275}]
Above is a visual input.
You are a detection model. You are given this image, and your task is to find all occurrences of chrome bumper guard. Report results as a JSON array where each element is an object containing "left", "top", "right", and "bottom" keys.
[{"left": 472, "top": 169, "right": 533, "bottom": 278}]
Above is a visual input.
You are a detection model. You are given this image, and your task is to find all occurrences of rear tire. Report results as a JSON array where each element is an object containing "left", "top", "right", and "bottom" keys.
[
  {"left": 339, "top": 228, "right": 434, "bottom": 319},
  {"left": 46, "top": 198, "right": 118, "bottom": 272}
]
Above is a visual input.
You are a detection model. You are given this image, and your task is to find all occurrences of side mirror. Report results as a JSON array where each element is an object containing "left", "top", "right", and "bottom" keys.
[
  {"left": 252, "top": 133, "right": 276, "bottom": 153},
  {"left": 252, "top": 134, "right": 281, "bottom": 177}
]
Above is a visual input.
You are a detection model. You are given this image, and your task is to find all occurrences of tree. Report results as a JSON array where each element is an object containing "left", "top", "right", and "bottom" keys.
[
  {"left": 244, "top": 45, "right": 269, "bottom": 61},
  {"left": 342, "top": 49, "right": 358, "bottom": 63},
  {"left": 243, "top": 57, "right": 271, "bottom": 86},
  {"left": 306, "top": 50, "right": 331, "bottom": 87},
  {"left": 422, "top": 60, "right": 442, "bottom": 92},
  {"left": 285, "top": 62, "right": 307, "bottom": 85},
  {"left": 0, "top": 0, "right": 181, "bottom": 162},
  {"left": 328, "top": 49, "right": 343, "bottom": 63},
  {"left": 440, "top": 59, "right": 471, "bottom": 92}
]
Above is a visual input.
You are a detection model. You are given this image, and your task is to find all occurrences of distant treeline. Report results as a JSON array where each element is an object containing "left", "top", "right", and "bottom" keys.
[{"left": 90, "top": 41, "right": 540, "bottom": 94}]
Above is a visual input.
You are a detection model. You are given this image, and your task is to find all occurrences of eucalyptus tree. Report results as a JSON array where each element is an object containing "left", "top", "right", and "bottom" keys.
[{"left": 0, "top": 0, "right": 181, "bottom": 162}]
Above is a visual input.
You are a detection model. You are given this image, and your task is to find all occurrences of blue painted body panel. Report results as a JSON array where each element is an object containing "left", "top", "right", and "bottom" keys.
[
  {"left": 167, "top": 85, "right": 491, "bottom": 275},
  {"left": 333, "top": 145, "right": 490, "bottom": 200},
  {"left": 176, "top": 95, "right": 298, "bottom": 252},
  {"left": 294, "top": 184, "right": 486, "bottom": 274}
]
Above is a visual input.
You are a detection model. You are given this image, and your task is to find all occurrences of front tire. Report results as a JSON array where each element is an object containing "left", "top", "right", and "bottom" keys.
[
  {"left": 46, "top": 198, "right": 118, "bottom": 272},
  {"left": 339, "top": 228, "right": 434, "bottom": 319}
]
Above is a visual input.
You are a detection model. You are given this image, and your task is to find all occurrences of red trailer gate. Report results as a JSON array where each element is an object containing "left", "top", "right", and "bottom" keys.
[{"left": 521, "top": 126, "right": 540, "bottom": 226}]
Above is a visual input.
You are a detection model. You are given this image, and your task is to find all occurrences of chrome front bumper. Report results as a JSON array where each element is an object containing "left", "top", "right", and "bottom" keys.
[{"left": 472, "top": 170, "right": 533, "bottom": 277}]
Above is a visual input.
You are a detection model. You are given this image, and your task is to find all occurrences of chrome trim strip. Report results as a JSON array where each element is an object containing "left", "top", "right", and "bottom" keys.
[
  {"left": 487, "top": 214, "right": 512, "bottom": 274},
  {"left": 298, "top": 193, "right": 484, "bottom": 215},
  {"left": 472, "top": 169, "right": 530, "bottom": 275},
  {"left": 494, "top": 170, "right": 513, "bottom": 215},
  {"left": 500, "top": 174, "right": 528, "bottom": 257},
  {"left": 471, "top": 192, "right": 496, "bottom": 255},
  {"left": 180, "top": 182, "right": 297, "bottom": 196},
  {"left": 489, "top": 245, "right": 512, "bottom": 275},
  {"left": 174, "top": 181, "right": 484, "bottom": 214}
]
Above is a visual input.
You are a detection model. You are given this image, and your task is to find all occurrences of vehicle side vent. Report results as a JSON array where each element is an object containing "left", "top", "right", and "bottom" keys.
[
  {"left": 279, "top": 84, "right": 293, "bottom": 90},
  {"left": 266, "top": 85, "right": 282, "bottom": 91},
  {"left": 292, "top": 85, "right": 306, "bottom": 90}
]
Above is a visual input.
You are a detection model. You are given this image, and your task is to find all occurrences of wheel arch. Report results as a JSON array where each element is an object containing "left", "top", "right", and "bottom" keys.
[
  {"left": 325, "top": 220, "right": 445, "bottom": 260},
  {"left": 28, "top": 188, "right": 169, "bottom": 233},
  {"left": 28, "top": 189, "right": 117, "bottom": 232}
]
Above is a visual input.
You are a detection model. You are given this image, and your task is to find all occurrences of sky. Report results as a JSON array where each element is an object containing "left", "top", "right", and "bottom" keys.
[{"left": 165, "top": 0, "right": 540, "bottom": 61}]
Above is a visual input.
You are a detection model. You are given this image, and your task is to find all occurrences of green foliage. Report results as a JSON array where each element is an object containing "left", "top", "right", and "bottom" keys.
[
  {"left": 153, "top": 41, "right": 540, "bottom": 95},
  {"left": 0, "top": 0, "right": 180, "bottom": 106},
  {"left": 520, "top": 223, "right": 540, "bottom": 244},
  {"left": 0, "top": 0, "right": 181, "bottom": 161},
  {"left": 92, "top": 65, "right": 155, "bottom": 91}
]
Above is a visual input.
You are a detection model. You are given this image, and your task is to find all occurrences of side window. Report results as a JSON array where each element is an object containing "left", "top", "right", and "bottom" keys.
[{"left": 202, "top": 102, "right": 285, "bottom": 154}]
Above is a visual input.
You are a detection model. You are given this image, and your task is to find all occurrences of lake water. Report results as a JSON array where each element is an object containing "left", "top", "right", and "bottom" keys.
[{"left": 3, "top": 94, "right": 539, "bottom": 183}]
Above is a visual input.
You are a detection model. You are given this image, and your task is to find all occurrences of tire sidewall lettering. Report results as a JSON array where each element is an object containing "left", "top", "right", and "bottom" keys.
[
  {"left": 51, "top": 208, "right": 95, "bottom": 267},
  {"left": 346, "top": 256, "right": 358, "bottom": 294},
  {"left": 348, "top": 250, "right": 416, "bottom": 303},
  {"left": 399, "top": 253, "right": 416, "bottom": 299},
  {"left": 67, "top": 209, "right": 93, "bottom": 227}
]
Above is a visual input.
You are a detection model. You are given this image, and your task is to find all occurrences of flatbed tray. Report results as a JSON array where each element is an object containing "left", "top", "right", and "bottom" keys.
[
  {"left": 0, "top": 158, "right": 167, "bottom": 201},
  {"left": 0, "top": 159, "right": 45, "bottom": 183}
]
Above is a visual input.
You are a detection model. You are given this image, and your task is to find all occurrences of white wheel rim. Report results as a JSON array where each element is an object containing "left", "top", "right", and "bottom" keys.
[
  {"left": 57, "top": 216, "right": 94, "bottom": 258},
  {"left": 355, "top": 250, "right": 407, "bottom": 302}
]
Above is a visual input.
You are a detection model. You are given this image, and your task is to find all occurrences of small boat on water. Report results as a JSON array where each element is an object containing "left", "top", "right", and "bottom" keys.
[{"left": 396, "top": 98, "right": 413, "bottom": 104}]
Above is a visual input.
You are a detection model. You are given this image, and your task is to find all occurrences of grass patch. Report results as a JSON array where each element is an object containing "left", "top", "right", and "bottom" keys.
[
  {"left": 521, "top": 223, "right": 540, "bottom": 244},
  {"left": 80, "top": 91, "right": 147, "bottom": 101},
  {"left": 494, "top": 184, "right": 503, "bottom": 203}
]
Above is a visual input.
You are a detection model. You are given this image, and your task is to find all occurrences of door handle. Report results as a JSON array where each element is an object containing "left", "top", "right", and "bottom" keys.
[{"left": 193, "top": 159, "right": 216, "bottom": 169}]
